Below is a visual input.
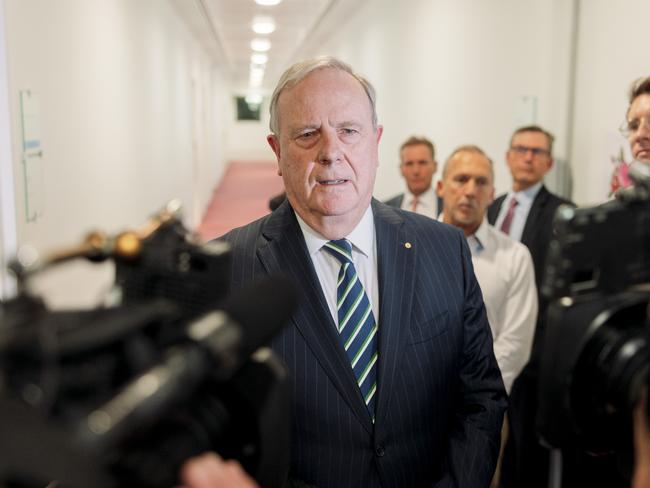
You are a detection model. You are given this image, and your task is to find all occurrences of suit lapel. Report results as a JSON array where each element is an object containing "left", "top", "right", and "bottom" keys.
[
  {"left": 371, "top": 200, "right": 417, "bottom": 425},
  {"left": 521, "top": 185, "right": 550, "bottom": 246},
  {"left": 256, "top": 203, "right": 374, "bottom": 433},
  {"left": 487, "top": 195, "right": 505, "bottom": 225}
]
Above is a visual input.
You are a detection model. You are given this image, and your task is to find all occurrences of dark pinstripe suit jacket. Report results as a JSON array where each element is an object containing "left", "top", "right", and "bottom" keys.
[{"left": 219, "top": 199, "right": 507, "bottom": 488}]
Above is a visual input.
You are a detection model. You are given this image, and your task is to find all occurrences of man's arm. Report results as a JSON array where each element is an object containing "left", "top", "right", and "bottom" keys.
[
  {"left": 492, "top": 244, "right": 538, "bottom": 393},
  {"left": 435, "top": 238, "right": 509, "bottom": 487}
]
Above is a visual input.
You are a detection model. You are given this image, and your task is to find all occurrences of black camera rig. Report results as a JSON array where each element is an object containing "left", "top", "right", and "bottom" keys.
[
  {"left": 0, "top": 201, "right": 295, "bottom": 488},
  {"left": 538, "top": 161, "right": 650, "bottom": 456}
]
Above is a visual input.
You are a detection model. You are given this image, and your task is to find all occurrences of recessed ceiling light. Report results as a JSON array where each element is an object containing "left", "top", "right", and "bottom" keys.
[
  {"left": 251, "top": 38, "right": 271, "bottom": 52},
  {"left": 255, "top": 0, "right": 282, "bottom": 5},
  {"left": 251, "top": 53, "right": 268, "bottom": 65},
  {"left": 252, "top": 16, "right": 275, "bottom": 35}
]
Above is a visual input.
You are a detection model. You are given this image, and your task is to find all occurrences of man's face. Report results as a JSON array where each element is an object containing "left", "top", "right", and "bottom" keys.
[
  {"left": 627, "top": 93, "right": 650, "bottom": 163},
  {"left": 400, "top": 144, "right": 437, "bottom": 196},
  {"left": 267, "top": 68, "right": 382, "bottom": 233},
  {"left": 437, "top": 150, "right": 494, "bottom": 236},
  {"left": 506, "top": 131, "right": 553, "bottom": 191}
]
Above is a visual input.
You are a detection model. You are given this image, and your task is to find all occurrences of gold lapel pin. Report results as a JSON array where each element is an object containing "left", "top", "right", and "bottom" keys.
[{"left": 404, "top": 242, "right": 412, "bottom": 249}]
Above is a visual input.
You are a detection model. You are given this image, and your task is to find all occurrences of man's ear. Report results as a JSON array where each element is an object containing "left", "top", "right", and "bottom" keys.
[
  {"left": 267, "top": 134, "right": 282, "bottom": 175},
  {"left": 436, "top": 179, "right": 444, "bottom": 198},
  {"left": 376, "top": 125, "right": 384, "bottom": 143}
]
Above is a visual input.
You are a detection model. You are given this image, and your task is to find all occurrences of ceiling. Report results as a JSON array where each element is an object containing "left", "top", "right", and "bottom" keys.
[{"left": 172, "top": 0, "right": 364, "bottom": 96}]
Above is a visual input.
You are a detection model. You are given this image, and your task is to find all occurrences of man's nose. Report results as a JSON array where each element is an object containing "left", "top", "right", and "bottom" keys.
[
  {"left": 638, "top": 117, "right": 650, "bottom": 138},
  {"left": 464, "top": 180, "right": 478, "bottom": 196},
  {"left": 317, "top": 130, "right": 343, "bottom": 164}
]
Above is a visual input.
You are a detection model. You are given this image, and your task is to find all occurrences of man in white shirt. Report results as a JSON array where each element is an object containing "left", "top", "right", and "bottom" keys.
[
  {"left": 437, "top": 144, "right": 537, "bottom": 393},
  {"left": 385, "top": 136, "right": 440, "bottom": 218}
]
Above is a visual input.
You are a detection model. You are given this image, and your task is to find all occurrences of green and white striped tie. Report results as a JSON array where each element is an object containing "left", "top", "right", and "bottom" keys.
[{"left": 323, "top": 239, "right": 378, "bottom": 420}]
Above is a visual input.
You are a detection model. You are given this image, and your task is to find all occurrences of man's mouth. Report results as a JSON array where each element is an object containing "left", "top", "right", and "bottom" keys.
[{"left": 318, "top": 179, "right": 348, "bottom": 185}]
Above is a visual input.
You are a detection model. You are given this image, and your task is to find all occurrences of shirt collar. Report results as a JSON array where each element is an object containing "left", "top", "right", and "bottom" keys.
[
  {"left": 296, "top": 205, "right": 375, "bottom": 258},
  {"left": 438, "top": 213, "right": 489, "bottom": 254},
  {"left": 471, "top": 217, "right": 490, "bottom": 253},
  {"left": 510, "top": 181, "right": 542, "bottom": 208},
  {"left": 406, "top": 186, "right": 435, "bottom": 207}
]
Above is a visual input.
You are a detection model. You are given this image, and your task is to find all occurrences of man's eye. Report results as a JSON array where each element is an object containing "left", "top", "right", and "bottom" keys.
[
  {"left": 340, "top": 128, "right": 358, "bottom": 136},
  {"left": 298, "top": 131, "right": 316, "bottom": 139},
  {"left": 629, "top": 120, "right": 640, "bottom": 131}
]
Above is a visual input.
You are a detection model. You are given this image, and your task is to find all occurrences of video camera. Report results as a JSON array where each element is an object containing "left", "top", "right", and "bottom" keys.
[
  {"left": 538, "top": 161, "right": 650, "bottom": 456},
  {"left": 0, "top": 201, "right": 296, "bottom": 488}
]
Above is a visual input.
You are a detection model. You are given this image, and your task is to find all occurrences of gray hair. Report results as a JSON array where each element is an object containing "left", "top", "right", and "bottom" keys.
[
  {"left": 443, "top": 144, "right": 494, "bottom": 180},
  {"left": 268, "top": 55, "right": 378, "bottom": 134}
]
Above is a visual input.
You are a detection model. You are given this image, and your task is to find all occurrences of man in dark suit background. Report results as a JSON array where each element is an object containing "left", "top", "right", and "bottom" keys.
[
  {"left": 218, "top": 56, "right": 507, "bottom": 487},
  {"left": 385, "top": 136, "right": 441, "bottom": 218},
  {"left": 487, "top": 125, "right": 573, "bottom": 488}
]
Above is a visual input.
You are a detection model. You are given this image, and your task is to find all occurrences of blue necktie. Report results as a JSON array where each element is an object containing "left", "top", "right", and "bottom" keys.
[{"left": 323, "top": 239, "right": 378, "bottom": 419}]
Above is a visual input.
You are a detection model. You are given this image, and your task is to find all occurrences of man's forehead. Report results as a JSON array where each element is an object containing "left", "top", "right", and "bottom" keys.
[
  {"left": 447, "top": 153, "right": 493, "bottom": 178},
  {"left": 513, "top": 131, "right": 549, "bottom": 148},
  {"left": 276, "top": 70, "right": 371, "bottom": 120},
  {"left": 629, "top": 93, "right": 650, "bottom": 117},
  {"left": 401, "top": 144, "right": 433, "bottom": 159}
]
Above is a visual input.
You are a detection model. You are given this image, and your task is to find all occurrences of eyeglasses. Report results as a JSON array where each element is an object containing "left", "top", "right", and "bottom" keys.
[
  {"left": 509, "top": 145, "right": 550, "bottom": 158},
  {"left": 619, "top": 115, "right": 650, "bottom": 138}
]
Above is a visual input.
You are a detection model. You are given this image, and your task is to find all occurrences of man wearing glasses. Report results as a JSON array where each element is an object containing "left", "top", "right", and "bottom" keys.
[
  {"left": 622, "top": 76, "right": 650, "bottom": 164},
  {"left": 487, "top": 125, "right": 574, "bottom": 488}
]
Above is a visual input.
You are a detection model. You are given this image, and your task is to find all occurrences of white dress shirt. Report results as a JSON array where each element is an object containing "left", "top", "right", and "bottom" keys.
[
  {"left": 400, "top": 186, "right": 439, "bottom": 219},
  {"left": 467, "top": 219, "right": 537, "bottom": 393},
  {"left": 493, "top": 182, "right": 543, "bottom": 242},
  {"left": 296, "top": 206, "right": 379, "bottom": 327}
]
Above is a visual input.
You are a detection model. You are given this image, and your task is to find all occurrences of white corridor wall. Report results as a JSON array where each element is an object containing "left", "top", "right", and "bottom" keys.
[{"left": 0, "top": 0, "right": 228, "bottom": 304}]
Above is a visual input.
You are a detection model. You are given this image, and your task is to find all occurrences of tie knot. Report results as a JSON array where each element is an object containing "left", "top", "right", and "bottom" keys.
[
  {"left": 323, "top": 239, "right": 353, "bottom": 265},
  {"left": 508, "top": 197, "right": 519, "bottom": 209}
]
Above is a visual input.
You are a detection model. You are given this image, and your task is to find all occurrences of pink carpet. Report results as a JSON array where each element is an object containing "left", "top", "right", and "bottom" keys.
[{"left": 197, "top": 161, "right": 284, "bottom": 241}]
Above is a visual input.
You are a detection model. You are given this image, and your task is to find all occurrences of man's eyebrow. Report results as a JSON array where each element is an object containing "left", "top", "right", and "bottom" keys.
[
  {"left": 289, "top": 124, "right": 320, "bottom": 135},
  {"left": 334, "top": 120, "right": 363, "bottom": 128}
]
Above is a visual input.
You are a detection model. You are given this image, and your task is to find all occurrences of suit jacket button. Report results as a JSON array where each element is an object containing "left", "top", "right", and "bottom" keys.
[{"left": 375, "top": 445, "right": 385, "bottom": 457}]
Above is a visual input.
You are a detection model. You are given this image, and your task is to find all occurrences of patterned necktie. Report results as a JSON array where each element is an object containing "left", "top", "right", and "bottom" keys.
[
  {"left": 323, "top": 239, "right": 378, "bottom": 420},
  {"left": 411, "top": 195, "right": 419, "bottom": 213},
  {"left": 500, "top": 197, "right": 519, "bottom": 235}
]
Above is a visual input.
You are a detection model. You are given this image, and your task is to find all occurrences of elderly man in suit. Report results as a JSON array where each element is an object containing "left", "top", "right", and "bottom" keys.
[
  {"left": 385, "top": 136, "right": 440, "bottom": 218},
  {"left": 218, "top": 56, "right": 506, "bottom": 487},
  {"left": 487, "top": 125, "right": 573, "bottom": 488}
]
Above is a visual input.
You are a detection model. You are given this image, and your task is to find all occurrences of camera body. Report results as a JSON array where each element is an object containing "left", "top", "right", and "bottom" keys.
[{"left": 538, "top": 172, "right": 650, "bottom": 454}]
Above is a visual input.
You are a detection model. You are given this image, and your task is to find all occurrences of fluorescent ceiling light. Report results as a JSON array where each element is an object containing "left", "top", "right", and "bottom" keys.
[
  {"left": 252, "top": 16, "right": 275, "bottom": 34},
  {"left": 250, "top": 66, "right": 265, "bottom": 87},
  {"left": 251, "top": 53, "right": 268, "bottom": 65},
  {"left": 255, "top": 0, "right": 282, "bottom": 5},
  {"left": 251, "top": 38, "right": 271, "bottom": 52}
]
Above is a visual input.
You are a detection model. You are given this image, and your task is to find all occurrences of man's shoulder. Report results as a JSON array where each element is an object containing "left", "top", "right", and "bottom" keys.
[
  {"left": 538, "top": 185, "right": 575, "bottom": 208},
  {"left": 384, "top": 193, "right": 404, "bottom": 208},
  {"left": 215, "top": 209, "right": 283, "bottom": 252},
  {"left": 487, "top": 224, "right": 532, "bottom": 257},
  {"left": 374, "top": 200, "right": 463, "bottom": 243}
]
